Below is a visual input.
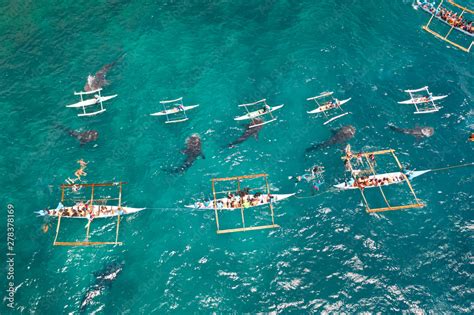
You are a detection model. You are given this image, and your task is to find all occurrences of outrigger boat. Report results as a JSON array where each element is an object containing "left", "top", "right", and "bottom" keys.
[
  {"left": 420, "top": 0, "right": 473, "bottom": 53},
  {"left": 307, "top": 92, "right": 351, "bottom": 125},
  {"left": 150, "top": 97, "right": 199, "bottom": 123},
  {"left": 38, "top": 182, "right": 145, "bottom": 246},
  {"left": 66, "top": 88, "right": 117, "bottom": 117},
  {"left": 187, "top": 173, "right": 294, "bottom": 234},
  {"left": 398, "top": 86, "right": 447, "bottom": 114},
  {"left": 336, "top": 146, "right": 426, "bottom": 213},
  {"left": 234, "top": 99, "right": 284, "bottom": 128},
  {"left": 417, "top": 0, "right": 474, "bottom": 37}
]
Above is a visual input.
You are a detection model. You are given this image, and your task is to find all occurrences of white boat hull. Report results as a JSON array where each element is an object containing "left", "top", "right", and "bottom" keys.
[
  {"left": 38, "top": 205, "right": 146, "bottom": 218},
  {"left": 185, "top": 193, "right": 295, "bottom": 210},
  {"left": 150, "top": 104, "right": 199, "bottom": 116},
  {"left": 307, "top": 98, "right": 351, "bottom": 114},
  {"left": 334, "top": 170, "right": 430, "bottom": 190},
  {"left": 398, "top": 95, "right": 447, "bottom": 105},
  {"left": 66, "top": 95, "right": 118, "bottom": 108},
  {"left": 234, "top": 105, "right": 284, "bottom": 121}
]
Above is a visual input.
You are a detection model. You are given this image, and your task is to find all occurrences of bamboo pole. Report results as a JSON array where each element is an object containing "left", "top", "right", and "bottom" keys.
[
  {"left": 53, "top": 215, "right": 62, "bottom": 245},
  {"left": 447, "top": 0, "right": 474, "bottom": 14},
  {"left": 424, "top": 0, "right": 442, "bottom": 29},
  {"left": 359, "top": 189, "right": 371, "bottom": 212},
  {"left": 391, "top": 150, "right": 403, "bottom": 169},
  {"left": 115, "top": 215, "right": 121, "bottom": 245},
  {"left": 367, "top": 203, "right": 424, "bottom": 213},
  {"left": 238, "top": 180, "right": 246, "bottom": 229},
  {"left": 118, "top": 182, "right": 123, "bottom": 209},
  {"left": 341, "top": 149, "right": 394, "bottom": 160},
  {"left": 365, "top": 155, "right": 391, "bottom": 209},
  {"left": 402, "top": 174, "right": 422, "bottom": 204},
  {"left": 216, "top": 224, "right": 280, "bottom": 234},
  {"left": 264, "top": 175, "right": 276, "bottom": 225},
  {"left": 212, "top": 180, "right": 220, "bottom": 232},
  {"left": 211, "top": 174, "right": 268, "bottom": 182}
]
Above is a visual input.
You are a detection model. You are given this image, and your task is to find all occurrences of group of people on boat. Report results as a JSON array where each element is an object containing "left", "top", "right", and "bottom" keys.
[
  {"left": 193, "top": 189, "right": 274, "bottom": 209},
  {"left": 221, "top": 191, "right": 273, "bottom": 209},
  {"left": 347, "top": 173, "right": 407, "bottom": 189},
  {"left": 413, "top": 95, "right": 433, "bottom": 103},
  {"left": 322, "top": 99, "right": 340, "bottom": 110},
  {"left": 45, "top": 202, "right": 125, "bottom": 219},
  {"left": 419, "top": 1, "right": 474, "bottom": 34}
]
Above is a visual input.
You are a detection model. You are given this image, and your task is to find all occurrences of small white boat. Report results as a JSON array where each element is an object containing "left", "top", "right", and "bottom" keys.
[
  {"left": 150, "top": 104, "right": 199, "bottom": 116},
  {"left": 185, "top": 193, "right": 295, "bottom": 210},
  {"left": 398, "top": 86, "right": 446, "bottom": 114},
  {"left": 398, "top": 95, "right": 447, "bottom": 105},
  {"left": 334, "top": 170, "right": 431, "bottom": 190},
  {"left": 151, "top": 97, "right": 199, "bottom": 123},
  {"left": 66, "top": 88, "right": 117, "bottom": 117},
  {"left": 66, "top": 94, "right": 118, "bottom": 108},
  {"left": 37, "top": 205, "right": 146, "bottom": 219},
  {"left": 307, "top": 92, "right": 351, "bottom": 125},
  {"left": 307, "top": 98, "right": 351, "bottom": 114},
  {"left": 234, "top": 104, "right": 284, "bottom": 121}
]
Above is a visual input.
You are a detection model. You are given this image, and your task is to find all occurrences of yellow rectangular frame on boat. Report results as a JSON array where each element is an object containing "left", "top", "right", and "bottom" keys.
[
  {"left": 53, "top": 182, "right": 125, "bottom": 246},
  {"left": 342, "top": 149, "right": 425, "bottom": 213},
  {"left": 422, "top": 0, "right": 474, "bottom": 53},
  {"left": 211, "top": 173, "right": 279, "bottom": 234}
]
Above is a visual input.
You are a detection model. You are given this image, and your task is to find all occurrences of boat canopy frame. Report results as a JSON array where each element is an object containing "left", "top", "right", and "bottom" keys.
[
  {"left": 53, "top": 182, "right": 126, "bottom": 246},
  {"left": 211, "top": 173, "right": 279, "bottom": 234},
  {"left": 342, "top": 149, "right": 425, "bottom": 213},
  {"left": 422, "top": 0, "right": 474, "bottom": 53}
]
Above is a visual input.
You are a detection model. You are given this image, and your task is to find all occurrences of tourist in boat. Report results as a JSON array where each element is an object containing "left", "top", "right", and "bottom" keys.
[
  {"left": 262, "top": 104, "right": 271, "bottom": 113},
  {"left": 250, "top": 197, "right": 259, "bottom": 206},
  {"left": 176, "top": 103, "right": 185, "bottom": 111}
]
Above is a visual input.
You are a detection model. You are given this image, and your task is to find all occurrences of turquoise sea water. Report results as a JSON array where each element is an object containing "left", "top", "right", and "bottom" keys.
[{"left": 1, "top": 0, "right": 473, "bottom": 313}]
